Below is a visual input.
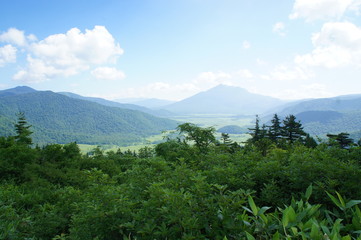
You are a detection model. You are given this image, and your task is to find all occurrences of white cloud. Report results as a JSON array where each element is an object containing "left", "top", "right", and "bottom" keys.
[
  {"left": 289, "top": 0, "right": 358, "bottom": 21},
  {"left": 271, "top": 83, "right": 332, "bottom": 99},
  {"left": 197, "top": 71, "right": 232, "bottom": 81},
  {"left": 14, "top": 26, "right": 124, "bottom": 82},
  {"left": 295, "top": 21, "right": 361, "bottom": 68},
  {"left": 236, "top": 69, "right": 254, "bottom": 79},
  {"left": 194, "top": 71, "right": 233, "bottom": 88},
  {"left": 256, "top": 58, "right": 268, "bottom": 66},
  {"left": 0, "top": 44, "right": 17, "bottom": 67},
  {"left": 125, "top": 82, "right": 199, "bottom": 101},
  {"left": 242, "top": 40, "right": 251, "bottom": 49},
  {"left": 91, "top": 67, "right": 125, "bottom": 81},
  {"left": 349, "top": 0, "right": 361, "bottom": 14},
  {"left": 0, "top": 28, "right": 28, "bottom": 46},
  {"left": 273, "top": 22, "right": 286, "bottom": 36},
  {"left": 106, "top": 71, "right": 234, "bottom": 101},
  {"left": 13, "top": 56, "right": 60, "bottom": 82},
  {"left": 264, "top": 64, "right": 312, "bottom": 81}
]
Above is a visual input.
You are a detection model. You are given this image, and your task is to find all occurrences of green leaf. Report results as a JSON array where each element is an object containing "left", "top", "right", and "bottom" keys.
[
  {"left": 248, "top": 195, "right": 258, "bottom": 216},
  {"left": 259, "top": 206, "right": 271, "bottom": 215},
  {"left": 305, "top": 184, "right": 313, "bottom": 201},
  {"left": 346, "top": 200, "right": 361, "bottom": 209},
  {"left": 246, "top": 232, "right": 256, "bottom": 240},
  {"left": 282, "top": 206, "right": 296, "bottom": 227},
  {"left": 336, "top": 192, "right": 346, "bottom": 208},
  {"left": 341, "top": 235, "right": 351, "bottom": 240},
  {"left": 310, "top": 222, "right": 321, "bottom": 240},
  {"left": 288, "top": 206, "right": 296, "bottom": 223},
  {"left": 282, "top": 209, "right": 289, "bottom": 228},
  {"left": 291, "top": 227, "right": 298, "bottom": 235},
  {"left": 327, "top": 191, "right": 343, "bottom": 210},
  {"left": 272, "top": 231, "right": 280, "bottom": 240}
]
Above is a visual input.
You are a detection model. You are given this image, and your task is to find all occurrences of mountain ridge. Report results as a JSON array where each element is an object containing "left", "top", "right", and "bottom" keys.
[
  {"left": 0, "top": 89, "right": 178, "bottom": 145},
  {"left": 58, "top": 92, "right": 174, "bottom": 117},
  {"left": 162, "top": 84, "right": 287, "bottom": 115}
]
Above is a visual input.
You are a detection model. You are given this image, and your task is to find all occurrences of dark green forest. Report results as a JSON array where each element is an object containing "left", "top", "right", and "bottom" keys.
[
  {"left": 0, "top": 89, "right": 178, "bottom": 145},
  {"left": 1, "top": 115, "right": 361, "bottom": 239}
]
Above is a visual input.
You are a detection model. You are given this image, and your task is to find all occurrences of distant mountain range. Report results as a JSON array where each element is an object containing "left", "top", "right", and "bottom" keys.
[
  {"left": 0, "top": 86, "right": 178, "bottom": 145},
  {"left": 276, "top": 95, "right": 361, "bottom": 116},
  {"left": 1, "top": 84, "right": 361, "bottom": 144},
  {"left": 59, "top": 92, "right": 173, "bottom": 117}
]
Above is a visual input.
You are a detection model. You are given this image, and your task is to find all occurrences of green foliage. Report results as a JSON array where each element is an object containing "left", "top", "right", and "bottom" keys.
[
  {"left": 327, "top": 132, "right": 356, "bottom": 149},
  {"left": 1, "top": 123, "right": 361, "bottom": 239},
  {"left": 177, "top": 123, "right": 216, "bottom": 153}
]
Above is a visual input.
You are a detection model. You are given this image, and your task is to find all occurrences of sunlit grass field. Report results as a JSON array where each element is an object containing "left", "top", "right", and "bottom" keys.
[{"left": 78, "top": 115, "right": 253, "bottom": 153}]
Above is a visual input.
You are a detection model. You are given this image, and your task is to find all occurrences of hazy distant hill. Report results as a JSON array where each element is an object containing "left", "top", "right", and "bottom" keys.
[
  {"left": 130, "top": 98, "right": 176, "bottom": 109},
  {"left": 295, "top": 111, "right": 343, "bottom": 124},
  {"left": 217, "top": 125, "right": 248, "bottom": 134},
  {"left": 59, "top": 92, "right": 173, "bottom": 117},
  {"left": 116, "top": 98, "right": 176, "bottom": 109},
  {"left": 277, "top": 96, "right": 361, "bottom": 116},
  {"left": 0, "top": 88, "right": 178, "bottom": 145},
  {"left": 162, "top": 85, "right": 286, "bottom": 115}
]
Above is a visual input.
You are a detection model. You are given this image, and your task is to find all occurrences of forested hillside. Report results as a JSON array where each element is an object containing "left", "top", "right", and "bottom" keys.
[
  {"left": 298, "top": 110, "right": 361, "bottom": 137},
  {"left": 0, "top": 89, "right": 178, "bottom": 145},
  {"left": 1, "top": 118, "right": 361, "bottom": 239}
]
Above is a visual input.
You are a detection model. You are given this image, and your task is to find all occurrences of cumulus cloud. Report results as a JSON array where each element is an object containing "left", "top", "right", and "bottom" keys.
[
  {"left": 109, "top": 71, "right": 235, "bottom": 100},
  {"left": 13, "top": 56, "right": 61, "bottom": 82},
  {"left": 272, "top": 83, "right": 331, "bottom": 99},
  {"left": 289, "top": 0, "right": 359, "bottom": 21},
  {"left": 124, "top": 82, "right": 199, "bottom": 101},
  {"left": 194, "top": 71, "right": 232, "bottom": 87},
  {"left": 0, "top": 28, "right": 29, "bottom": 46},
  {"left": 262, "top": 64, "right": 312, "bottom": 81},
  {"left": 273, "top": 22, "right": 286, "bottom": 36},
  {"left": 0, "top": 44, "right": 17, "bottom": 67},
  {"left": 91, "top": 67, "right": 125, "bottom": 81},
  {"left": 295, "top": 21, "right": 361, "bottom": 68},
  {"left": 14, "top": 26, "right": 124, "bottom": 82},
  {"left": 236, "top": 69, "right": 254, "bottom": 79}
]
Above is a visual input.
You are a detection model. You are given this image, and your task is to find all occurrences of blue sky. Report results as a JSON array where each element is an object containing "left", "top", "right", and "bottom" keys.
[{"left": 1, "top": 0, "right": 361, "bottom": 100}]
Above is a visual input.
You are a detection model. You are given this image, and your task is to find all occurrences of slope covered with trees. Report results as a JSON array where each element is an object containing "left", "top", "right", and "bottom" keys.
[
  {"left": 0, "top": 90, "right": 178, "bottom": 145},
  {"left": 1, "top": 117, "right": 361, "bottom": 239}
]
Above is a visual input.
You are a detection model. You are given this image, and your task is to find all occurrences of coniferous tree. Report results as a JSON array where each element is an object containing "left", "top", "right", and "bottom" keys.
[
  {"left": 221, "top": 133, "right": 232, "bottom": 145},
  {"left": 260, "top": 124, "right": 268, "bottom": 139},
  {"left": 281, "top": 115, "right": 306, "bottom": 143},
  {"left": 304, "top": 133, "right": 318, "bottom": 148},
  {"left": 268, "top": 114, "right": 282, "bottom": 142},
  {"left": 327, "top": 132, "right": 354, "bottom": 149},
  {"left": 248, "top": 115, "right": 261, "bottom": 143},
  {"left": 14, "top": 112, "right": 33, "bottom": 146}
]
